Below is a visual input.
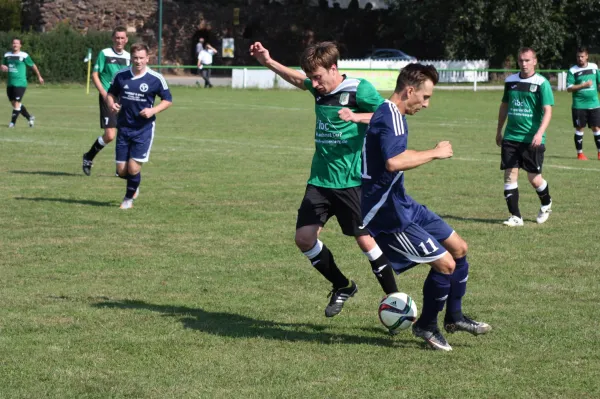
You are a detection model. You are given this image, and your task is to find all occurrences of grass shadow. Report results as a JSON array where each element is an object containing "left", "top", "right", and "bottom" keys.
[
  {"left": 92, "top": 298, "right": 419, "bottom": 348},
  {"left": 438, "top": 214, "right": 502, "bottom": 225},
  {"left": 10, "top": 170, "right": 80, "bottom": 177},
  {"left": 15, "top": 197, "right": 113, "bottom": 207}
]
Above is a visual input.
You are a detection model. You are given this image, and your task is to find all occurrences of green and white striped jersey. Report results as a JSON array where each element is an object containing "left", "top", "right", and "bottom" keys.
[
  {"left": 2, "top": 51, "right": 35, "bottom": 87},
  {"left": 502, "top": 73, "right": 554, "bottom": 144},
  {"left": 304, "top": 76, "right": 384, "bottom": 189},
  {"left": 93, "top": 47, "right": 130, "bottom": 91},
  {"left": 567, "top": 63, "right": 600, "bottom": 109}
]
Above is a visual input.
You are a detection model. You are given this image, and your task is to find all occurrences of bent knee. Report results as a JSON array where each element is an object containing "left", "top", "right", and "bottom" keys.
[
  {"left": 435, "top": 255, "right": 456, "bottom": 275},
  {"left": 295, "top": 232, "right": 316, "bottom": 252}
]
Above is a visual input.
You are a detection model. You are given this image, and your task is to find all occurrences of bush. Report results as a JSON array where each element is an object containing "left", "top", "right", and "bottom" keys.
[
  {"left": 0, "top": 0, "right": 21, "bottom": 32},
  {"left": 588, "top": 53, "right": 600, "bottom": 66},
  {"left": 0, "top": 25, "right": 136, "bottom": 83}
]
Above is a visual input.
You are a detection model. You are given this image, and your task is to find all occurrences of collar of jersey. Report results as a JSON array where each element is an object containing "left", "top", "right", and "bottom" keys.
[{"left": 129, "top": 67, "right": 149, "bottom": 80}]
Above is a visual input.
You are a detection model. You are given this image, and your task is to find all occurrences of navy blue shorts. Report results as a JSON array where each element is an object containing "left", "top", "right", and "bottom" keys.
[
  {"left": 115, "top": 122, "right": 155, "bottom": 163},
  {"left": 374, "top": 208, "right": 454, "bottom": 273}
]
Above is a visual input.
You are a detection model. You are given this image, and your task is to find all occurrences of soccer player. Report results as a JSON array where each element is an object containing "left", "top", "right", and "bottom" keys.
[
  {"left": 361, "top": 63, "right": 491, "bottom": 351},
  {"left": 1, "top": 38, "right": 44, "bottom": 128},
  {"left": 249, "top": 41, "right": 399, "bottom": 317},
  {"left": 566, "top": 47, "right": 600, "bottom": 160},
  {"left": 82, "top": 26, "right": 130, "bottom": 176},
  {"left": 496, "top": 47, "right": 554, "bottom": 227},
  {"left": 105, "top": 42, "right": 172, "bottom": 209}
]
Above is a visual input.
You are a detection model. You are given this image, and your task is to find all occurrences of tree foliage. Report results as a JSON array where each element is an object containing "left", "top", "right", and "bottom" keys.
[{"left": 0, "top": 0, "right": 21, "bottom": 32}]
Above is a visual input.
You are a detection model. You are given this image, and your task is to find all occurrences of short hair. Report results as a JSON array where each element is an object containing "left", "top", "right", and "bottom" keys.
[
  {"left": 112, "top": 26, "right": 127, "bottom": 36},
  {"left": 518, "top": 47, "right": 537, "bottom": 58},
  {"left": 12, "top": 37, "right": 21, "bottom": 44},
  {"left": 300, "top": 41, "right": 339, "bottom": 73},
  {"left": 577, "top": 47, "right": 589, "bottom": 54},
  {"left": 130, "top": 42, "right": 149, "bottom": 55},
  {"left": 394, "top": 63, "right": 439, "bottom": 93}
]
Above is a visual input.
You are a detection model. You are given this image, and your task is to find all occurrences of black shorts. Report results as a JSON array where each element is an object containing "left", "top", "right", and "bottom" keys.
[
  {"left": 6, "top": 86, "right": 26, "bottom": 102},
  {"left": 572, "top": 108, "right": 600, "bottom": 129},
  {"left": 296, "top": 184, "right": 369, "bottom": 237},
  {"left": 99, "top": 94, "right": 118, "bottom": 129},
  {"left": 500, "top": 139, "right": 545, "bottom": 174}
]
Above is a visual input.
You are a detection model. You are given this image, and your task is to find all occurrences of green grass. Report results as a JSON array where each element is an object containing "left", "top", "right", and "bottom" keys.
[{"left": 1, "top": 85, "right": 599, "bottom": 398}]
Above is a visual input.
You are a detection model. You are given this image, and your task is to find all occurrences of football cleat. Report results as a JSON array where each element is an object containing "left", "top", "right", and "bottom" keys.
[
  {"left": 119, "top": 198, "right": 134, "bottom": 210},
  {"left": 597, "top": 152, "right": 600, "bottom": 161},
  {"left": 444, "top": 316, "right": 492, "bottom": 336},
  {"left": 577, "top": 153, "right": 588, "bottom": 160},
  {"left": 412, "top": 324, "right": 452, "bottom": 351},
  {"left": 28, "top": 116, "right": 35, "bottom": 127},
  {"left": 536, "top": 201, "right": 552, "bottom": 224},
  {"left": 8, "top": 122, "right": 15, "bottom": 128},
  {"left": 325, "top": 280, "right": 358, "bottom": 317},
  {"left": 503, "top": 215, "right": 524, "bottom": 227},
  {"left": 82, "top": 154, "right": 93, "bottom": 176}
]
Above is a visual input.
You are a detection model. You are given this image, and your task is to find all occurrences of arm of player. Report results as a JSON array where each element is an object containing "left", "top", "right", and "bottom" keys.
[
  {"left": 531, "top": 105, "right": 552, "bottom": 148},
  {"left": 140, "top": 100, "right": 172, "bottom": 118},
  {"left": 106, "top": 93, "right": 121, "bottom": 113},
  {"left": 338, "top": 108, "right": 374, "bottom": 124},
  {"left": 92, "top": 72, "right": 107, "bottom": 98},
  {"left": 385, "top": 141, "right": 453, "bottom": 172},
  {"left": 566, "top": 80, "right": 593, "bottom": 93},
  {"left": 249, "top": 42, "right": 306, "bottom": 90},
  {"left": 31, "top": 65, "right": 44, "bottom": 84},
  {"left": 496, "top": 102, "right": 509, "bottom": 147}
]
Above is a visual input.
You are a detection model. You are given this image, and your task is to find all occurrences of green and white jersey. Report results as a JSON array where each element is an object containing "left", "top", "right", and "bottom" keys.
[
  {"left": 93, "top": 47, "right": 130, "bottom": 91},
  {"left": 502, "top": 73, "right": 554, "bottom": 144},
  {"left": 304, "top": 76, "right": 384, "bottom": 189},
  {"left": 2, "top": 51, "right": 35, "bottom": 87},
  {"left": 567, "top": 63, "right": 600, "bottom": 109}
]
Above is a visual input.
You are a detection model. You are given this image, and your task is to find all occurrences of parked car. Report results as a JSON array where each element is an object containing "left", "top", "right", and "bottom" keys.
[{"left": 365, "top": 48, "right": 417, "bottom": 61}]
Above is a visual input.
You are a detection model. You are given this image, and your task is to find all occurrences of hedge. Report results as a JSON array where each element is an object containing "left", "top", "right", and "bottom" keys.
[{"left": 0, "top": 24, "right": 136, "bottom": 83}]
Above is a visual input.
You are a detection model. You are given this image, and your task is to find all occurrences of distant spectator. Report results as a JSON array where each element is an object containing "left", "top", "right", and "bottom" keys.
[
  {"left": 197, "top": 43, "right": 217, "bottom": 88},
  {"left": 195, "top": 37, "right": 205, "bottom": 59}
]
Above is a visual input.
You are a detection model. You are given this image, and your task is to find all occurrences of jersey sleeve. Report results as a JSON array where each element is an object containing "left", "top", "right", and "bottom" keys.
[
  {"left": 377, "top": 106, "right": 407, "bottom": 161},
  {"left": 156, "top": 76, "right": 172, "bottom": 102},
  {"left": 596, "top": 69, "right": 600, "bottom": 88},
  {"left": 501, "top": 83, "right": 509, "bottom": 103},
  {"left": 107, "top": 73, "right": 122, "bottom": 97},
  {"left": 93, "top": 51, "right": 105, "bottom": 73},
  {"left": 566, "top": 70, "right": 575, "bottom": 88},
  {"left": 540, "top": 79, "right": 554, "bottom": 106},
  {"left": 356, "top": 80, "right": 384, "bottom": 112},
  {"left": 24, "top": 54, "right": 35, "bottom": 67},
  {"left": 303, "top": 78, "right": 316, "bottom": 96}
]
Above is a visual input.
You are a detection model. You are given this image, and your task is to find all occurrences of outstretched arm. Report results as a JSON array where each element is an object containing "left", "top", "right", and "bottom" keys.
[
  {"left": 385, "top": 141, "right": 453, "bottom": 172},
  {"left": 249, "top": 42, "right": 306, "bottom": 90}
]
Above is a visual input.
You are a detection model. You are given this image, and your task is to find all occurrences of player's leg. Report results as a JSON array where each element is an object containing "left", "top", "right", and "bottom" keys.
[
  {"left": 205, "top": 68, "right": 213, "bottom": 88},
  {"left": 201, "top": 69, "right": 210, "bottom": 87},
  {"left": 7, "top": 87, "right": 20, "bottom": 127},
  {"left": 334, "top": 186, "right": 398, "bottom": 295},
  {"left": 523, "top": 143, "right": 552, "bottom": 224},
  {"left": 572, "top": 109, "right": 588, "bottom": 160},
  {"left": 589, "top": 109, "right": 600, "bottom": 160},
  {"left": 500, "top": 140, "right": 523, "bottom": 226},
  {"left": 83, "top": 95, "right": 118, "bottom": 175},
  {"left": 295, "top": 185, "right": 354, "bottom": 317}
]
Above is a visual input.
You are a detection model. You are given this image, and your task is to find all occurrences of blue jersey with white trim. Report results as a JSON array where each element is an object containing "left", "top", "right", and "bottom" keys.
[
  {"left": 108, "top": 67, "right": 172, "bottom": 130},
  {"left": 361, "top": 100, "right": 421, "bottom": 235}
]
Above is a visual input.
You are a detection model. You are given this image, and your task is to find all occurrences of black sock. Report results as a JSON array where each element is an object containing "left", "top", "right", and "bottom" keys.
[
  {"left": 125, "top": 172, "right": 141, "bottom": 199},
  {"left": 536, "top": 182, "right": 551, "bottom": 206},
  {"left": 11, "top": 109, "right": 20, "bottom": 124},
  {"left": 574, "top": 132, "right": 583, "bottom": 152},
  {"left": 20, "top": 105, "right": 31, "bottom": 120},
  {"left": 504, "top": 187, "right": 521, "bottom": 218},
  {"left": 594, "top": 133, "right": 600, "bottom": 152},
  {"left": 85, "top": 137, "right": 106, "bottom": 160},
  {"left": 370, "top": 256, "right": 398, "bottom": 295},
  {"left": 304, "top": 241, "right": 349, "bottom": 289}
]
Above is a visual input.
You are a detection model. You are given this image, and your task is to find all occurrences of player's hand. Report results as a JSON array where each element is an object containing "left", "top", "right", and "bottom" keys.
[
  {"left": 583, "top": 80, "right": 593, "bottom": 88},
  {"left": 38, "top": 76, "right": 44, "bottom": 85},
  {"left": 434, "top": 141, "right": 453, "bottom": 159},
  {"left": 111, "top": 103, "right": 121, "bottom": 113},
  {"left": 531, "top": 133, "right": 543, "bottom": 148},
  {"left": 139, "top": 108, "right": 155, "bottom": 118},
  {"left": 338, "top": 108, "right": 357, "bottom": 122},
  {"left": 0, "top": 65, "right": 8, "bottom": 73},
  {"left": 496, "top": 132, "right": 503, "bottom": 147},
  {"left": 249, "top": 42, "right": 271, "bottom": 65}
]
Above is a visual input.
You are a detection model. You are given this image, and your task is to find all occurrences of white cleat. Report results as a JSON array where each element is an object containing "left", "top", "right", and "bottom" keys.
[
  {"left": 536, "top": 201, "right": 552, "bottom": 224},
  {"left": 28, "top": 116, "right": 35, "bottom": 127},
  {"left": 119, "top": 198, "right": 134, "bottom": 210},
  {"left": 8, "top": 122, "right": 15, "bottom": 128},
  {"left": 503, "top": 215, "right": 524, "bottom": 227}
]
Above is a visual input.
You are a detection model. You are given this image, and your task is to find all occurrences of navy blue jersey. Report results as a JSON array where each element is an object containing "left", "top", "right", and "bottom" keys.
[
  {"left": 361, "top": 100, "right": 421, "bottom": 235},
  {"left": 108, "top": 67, "right": 172, "bottom": 130}
]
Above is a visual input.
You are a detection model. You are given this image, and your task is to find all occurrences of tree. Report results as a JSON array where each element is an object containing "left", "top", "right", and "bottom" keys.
[{"left": 0, "top": 0, "right": 21, "bottom": 32}]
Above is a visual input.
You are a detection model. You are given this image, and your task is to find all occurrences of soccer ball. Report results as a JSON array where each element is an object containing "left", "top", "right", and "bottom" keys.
[{"left": 378, "top": 292, "right": 418, "bottom": 332}]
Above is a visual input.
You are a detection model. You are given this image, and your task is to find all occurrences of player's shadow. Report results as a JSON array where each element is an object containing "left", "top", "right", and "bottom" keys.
[
  {"left": 10, "top": 170, "right": 80, "bottom": 177},
  {"left": 14, "top": 196, "right": 113, "bottom": 207},
  {"left": 438, "top": 214, "right": 500, "bottom": 225},
  {"left": 92, "top": 299, "right": 418, "bottom": 348}
]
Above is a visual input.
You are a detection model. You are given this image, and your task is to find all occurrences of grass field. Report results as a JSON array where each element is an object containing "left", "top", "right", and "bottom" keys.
[{"left": 1, "top": 85, "right": 599, "bottom": 398}]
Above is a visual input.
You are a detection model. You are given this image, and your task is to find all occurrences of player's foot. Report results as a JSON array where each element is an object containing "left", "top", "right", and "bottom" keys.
[
  {"left": 444, "top": 316, "right": 492, "bottom": 336},
  {"left": 412, "top": 324, "right": 452, "bottom": 351},
  {"left": 503, "top": 215, "right": 523, "bottom": 227},
  {"left": 325, "top": 280, "right": 358, "bottom": 317},
  {"left": 132, "top": 187, "right": 139, "bottom": 200},
  {"left": 120, "top": 198, "right": 134, "bottom": 210},
  {"left": 577, "top": 152, "right": 588, "bottom": 160},
  {"left": 597, "top": 152, "right": 600, "bottom": 161},
  {"left": 536, "top": 201, "right": 552, "bottom": 224},
  {"left": 8, "top": 122, "right": 14, "bottom": 128},
  {"left": 28, "top": 116, "right": 35, "bottom": 127},
  {"left": 82, "top": 154, "right": 93, "bottom": 176}
]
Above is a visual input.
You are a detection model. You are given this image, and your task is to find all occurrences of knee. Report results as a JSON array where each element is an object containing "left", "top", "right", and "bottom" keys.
[
  {"left": 436, "top": 256, "right": 456, "bottom": 275},
  {"left": 103, "top": 129, "right": 116, "bottom": 143},
  {"left": 295, "top": 231, "right": 316, "bottom": 252},
  {"left": 452, "top": 241, "right": 468, "bottom": 259}
]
